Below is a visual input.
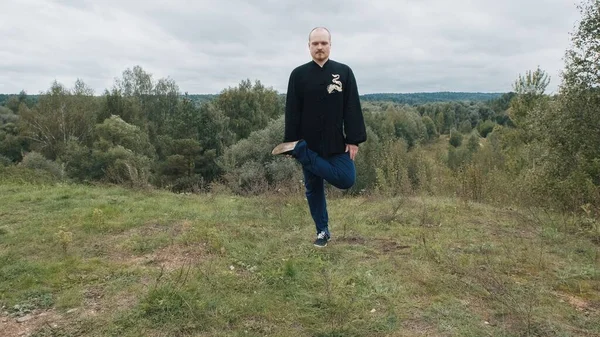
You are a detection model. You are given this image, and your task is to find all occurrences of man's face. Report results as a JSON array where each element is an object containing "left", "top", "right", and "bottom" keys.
[{"left": 309, "top": 29, "right": 330, "bottom": 62}]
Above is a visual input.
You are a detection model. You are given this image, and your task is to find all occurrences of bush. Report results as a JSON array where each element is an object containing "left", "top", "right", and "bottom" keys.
[
  {"left": 265, "top": 157, "right": 301, "bottom": 183},
  {"left": 350, "top": 126, "right": 380, "bottom": 194},
  {"left": 0, "top": 109, "right": 18, "bottom": 124},
  {"left": 60, "top": 141, "right": 98, "bottom": 181},
  {"left": 0, "top": 154, "right": 12, "bottom": 167},
  {"left": 406, "top": 146, "right": 433, "bottom": 193},
  {"left": 171, "top": 175, "right": 205, "bottom": 193},
  {"left": 97, "top": 146, "right": 152, "bottom": 187},
  {"left": 449, "top": 129, "right": 463, "bottom": 147},
  {"left": 0, "top": 133, "right": 28, "bottom": 162},
  {"left": 0, "top": 165, "right": 59, "bottom": 185},
  {"left": 219, "top": 115, "right": 304, "bottom": 194},
  {"left": 374, "top": 139, "right": 412, "bottom": 196},
  {"left": 422, "top": 116, "right": 439, "bottom": 141},
  {"left": 477, "top": 120, "right": 496, "bottom": 138},
  {"left": 225, "top": 160, "right": 269, "bottom": 195},
  {"left": 95, "top": 115, "right": 155, "bottom": 158},
  {"left": 458, "top": 120, "right": 472, "bottom": 134},
  {"left": 447, "top": 146, "right": 471, "bottom": 171},
  {"left": 457, "top": 163, "right": 485, "bottom": 202},
  {"left": 467, "top": 132, "right": 480, "bottom": 153},
  {"left": 20, "top": 151, "right": 64, "bottom": 180}
]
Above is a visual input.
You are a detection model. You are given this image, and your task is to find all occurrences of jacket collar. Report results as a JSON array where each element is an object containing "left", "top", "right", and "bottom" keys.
[{"left": 311, "top": 58, "right": 330, "bottom": 68}]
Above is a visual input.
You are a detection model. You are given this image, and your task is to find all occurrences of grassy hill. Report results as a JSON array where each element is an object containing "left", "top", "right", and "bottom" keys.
[{"left": 0, "top": 181, "right": 598, "bottom": 336}]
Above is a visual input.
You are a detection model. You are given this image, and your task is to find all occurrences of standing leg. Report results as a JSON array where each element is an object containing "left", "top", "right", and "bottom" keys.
[{"left": 303, "top": 168, "right": 329, "bottom": 237}]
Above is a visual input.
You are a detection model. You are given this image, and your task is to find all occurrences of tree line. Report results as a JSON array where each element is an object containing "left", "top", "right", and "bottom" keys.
[
  {"left": 0, "top": 67, "right": 510, "bottom": 190},
  {"left": 1, "top": 0, "right": 598, "bottom": 214}
]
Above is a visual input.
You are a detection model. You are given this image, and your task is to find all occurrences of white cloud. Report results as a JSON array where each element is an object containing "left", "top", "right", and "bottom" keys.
[{"left": 0, "top": 0, "right": 581, "bottom": 94}]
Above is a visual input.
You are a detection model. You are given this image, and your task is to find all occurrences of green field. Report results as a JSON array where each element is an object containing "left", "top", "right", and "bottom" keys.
[{"left": 0, "top": 182, "right": 598, "bottom": 336}]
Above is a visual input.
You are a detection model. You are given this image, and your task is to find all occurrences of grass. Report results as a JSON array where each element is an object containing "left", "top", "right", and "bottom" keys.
[{"left": 0, "top": 181, "right": 599, "bottom": 336}]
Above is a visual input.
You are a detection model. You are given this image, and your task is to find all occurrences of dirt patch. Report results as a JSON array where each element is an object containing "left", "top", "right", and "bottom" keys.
[
  {"left": 553, "top": 291, "right": 598, "bottom": 312},
  {"left": 0, "top": 310, "right": 64, "bottom": 337},
  {"left": 0, "top": 286, "right": 146, "bottom": 336},
  {"left": 108, "top": 219, "right": 206, "bottom": 272},
  {"left": 139, "top": 220, "right": 191, "bottom": 238},
  {"left": 119, "top": 243, "right": 207, "bottom": 274},
  {"left": 147, "top": 244, "right": 206, "bottom": 272},
  {"left": 112, "top": 291, "right": 138, "bottom": 312},
  {"left": 398, "top": 319, "right": 443, "bottom": 337},
  {"left": 374, "top": 238, "right": 411, "bottom": 253}
]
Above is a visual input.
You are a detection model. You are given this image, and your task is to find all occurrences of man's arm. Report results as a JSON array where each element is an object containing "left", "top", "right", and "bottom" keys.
[
  {"left": 284, "top": 70, "right": 302, "bottom": 142},
  {"left": 343, "top": 67, "right": 367, "bottom": 146}
]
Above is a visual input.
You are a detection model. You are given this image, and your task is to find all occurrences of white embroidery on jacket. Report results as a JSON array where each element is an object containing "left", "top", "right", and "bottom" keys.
[{"left": 327, "top": 74, "right": 342, "bottom": 93}]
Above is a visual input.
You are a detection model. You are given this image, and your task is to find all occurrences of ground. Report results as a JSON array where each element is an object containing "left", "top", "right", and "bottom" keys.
[{"left": 0, "top": 182, "right": 599, "bottom": 336}]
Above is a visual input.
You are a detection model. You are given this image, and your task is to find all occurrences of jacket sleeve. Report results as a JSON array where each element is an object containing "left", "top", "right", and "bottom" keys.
[
  {"left": 343, "top": 67, "right": 367, "bottom": 145},
  {"left": 284, "top": 69, "right": 302, "bottom": 142}
]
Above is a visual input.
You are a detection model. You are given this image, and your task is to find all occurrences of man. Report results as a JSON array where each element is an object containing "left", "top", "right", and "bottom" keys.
[{"left": 271, "top": 27, "right": 367, "bottom": 247}]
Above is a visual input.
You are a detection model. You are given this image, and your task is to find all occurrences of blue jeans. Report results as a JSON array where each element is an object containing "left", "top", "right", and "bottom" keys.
[{"left": 293, "top": 140, "right": 356, "bottom": 236}]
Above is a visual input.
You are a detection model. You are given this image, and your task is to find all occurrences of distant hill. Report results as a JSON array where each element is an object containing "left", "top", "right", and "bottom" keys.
[
  {"left": 185, "top": 94, "right": 218, "bottom": 105},
  {"left": 1, "top": 92, "right": 505, "bottom": 107},
  {"left": 187, "top": 92, "right": 505, "bottom": 105},
  {"left": 360, "top": 92, "right": 504, "bottom": 104}
]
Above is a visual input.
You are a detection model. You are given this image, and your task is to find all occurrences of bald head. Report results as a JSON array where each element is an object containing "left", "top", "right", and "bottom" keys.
[{"left": 309, "top": 27, "right": 331, "bottom": 42}]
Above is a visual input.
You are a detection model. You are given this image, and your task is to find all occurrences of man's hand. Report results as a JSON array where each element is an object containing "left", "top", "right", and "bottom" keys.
[{"left": 345, "top": 144, "right": 358, "bottom": 160}]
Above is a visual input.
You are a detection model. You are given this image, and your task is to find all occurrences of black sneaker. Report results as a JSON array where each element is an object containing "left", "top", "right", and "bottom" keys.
[{"left": 313, "top": 231, "right": 330, "bottom": 247}]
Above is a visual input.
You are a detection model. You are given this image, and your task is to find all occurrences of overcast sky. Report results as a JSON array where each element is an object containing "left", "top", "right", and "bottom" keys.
[{"left": 1, "top": 0, "right": 581, "bottom": 95}]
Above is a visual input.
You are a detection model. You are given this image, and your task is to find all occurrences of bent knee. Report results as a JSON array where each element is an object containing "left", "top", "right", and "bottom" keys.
[{"left": 337, "top": 175, "right": 356, "bottom": 190}]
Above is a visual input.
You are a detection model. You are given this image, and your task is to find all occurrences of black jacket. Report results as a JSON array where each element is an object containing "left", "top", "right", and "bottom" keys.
[{"left": 284, "top": 59, "right": 367, "bottom": 157}]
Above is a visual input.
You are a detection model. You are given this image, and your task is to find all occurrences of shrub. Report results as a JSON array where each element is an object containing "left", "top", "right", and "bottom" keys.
[
  {"left": 0, "top": 154, "right": 12, "bottom": 167},
  {"left": 225, "top": 160, "right": 269, "bottom": 195},
  {"left": 449, "top": 129, "right": 463, "bottom": 147},
  {"left": 467, "top": 132, "right": 480, "bottom": 153},
  {"left": 0, "top": 165, "right": 59, "bottom": 185},
  {"left": 477, "top": 120, "right": 496, "bottom": 138},
  {"left": 98, "top": 146, "right": 151, "bottom": 187},
  {"left": 20, "top": 151, "right": 63, "bottom": 180},
  {"left": 219, "top": 116, "right": 303, "bottom": 194}
]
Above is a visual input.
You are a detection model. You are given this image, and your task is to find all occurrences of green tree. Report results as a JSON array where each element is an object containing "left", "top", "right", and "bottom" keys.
[
  {"left": 218, "top": 115, "right": 301, "bottom": 194},
  {"left": 101, "top": 66, "right": 180, "bottom": 136},
  {"left": 449, "top": 129, "right": 462, "bottom": 147},
  {"left": 435, "top": 111, "right": 445, "bottom": 134},
  {"left": 508, "top": 66, "right": 550, "bottom": 129},
  {"left": 19, "top": 80, "right": 99, "bottom": 160},
  {"left": 4, "top": 91, "right": 32, "bottom": 113},
  {"left": 477, "top": 120, "right": 496, "bottom": 138},
  {"left": 214, "top": 79, "right": 282, "bottom": 141},
  {"left": 91, "top": 115, "right": 154, "bottom": 186},
  {"left": 94, "top": 115, "right": 155, "bottom": 158},
  {"left": 541, "top": 0, "right": 600, "bottom": 195},
  {"left": 467, "top": 132, "right": 480, "bottom": 153},
  {"left": 0, "top": 106, "right": 29, "bottom": 162},
  {"left": 166, "top": 94, "right": 200, "bottom": 140},
  {"left": 422, "top": 115, "right": 438, "bottom": 140}
]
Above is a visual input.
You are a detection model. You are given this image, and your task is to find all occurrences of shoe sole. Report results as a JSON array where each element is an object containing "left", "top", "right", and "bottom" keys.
[{"left": 271, "top": 142, "right": 297, "bottom": 155}]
